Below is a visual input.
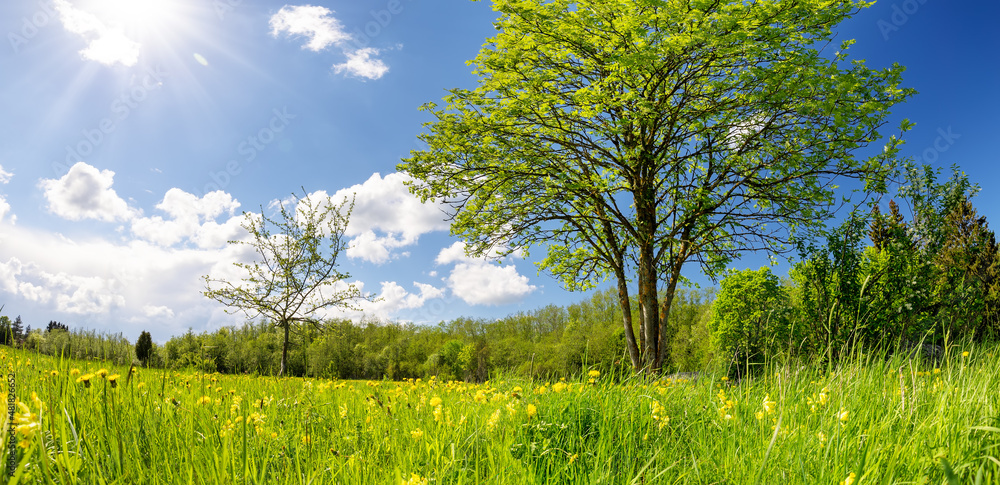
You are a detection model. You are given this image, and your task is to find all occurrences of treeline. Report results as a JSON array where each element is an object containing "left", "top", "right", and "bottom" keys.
[
  {"left": 152, "top": 286, "right": 715, "bottom": 379},
  {"left": 0, "top": 285, "right": 717, "bottom": 380}
]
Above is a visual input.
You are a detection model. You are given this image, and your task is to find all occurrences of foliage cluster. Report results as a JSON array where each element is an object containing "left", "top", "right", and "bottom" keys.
[{"left": 710, "top": 165, "right": 1000, "bottom": 367}]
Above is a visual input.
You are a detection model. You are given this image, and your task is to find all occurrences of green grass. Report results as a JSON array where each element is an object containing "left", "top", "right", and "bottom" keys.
[{"left": 2, "top": 344, "right": 1000, "bottom": 483}]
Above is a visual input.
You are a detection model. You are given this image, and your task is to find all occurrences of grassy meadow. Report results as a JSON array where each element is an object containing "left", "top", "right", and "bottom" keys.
[{"left": 1, "top": 345, "right": 1000, "bottom": 484}]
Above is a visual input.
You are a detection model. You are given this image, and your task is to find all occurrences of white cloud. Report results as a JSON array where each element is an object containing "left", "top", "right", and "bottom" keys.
[
  {"left": 333, "top": 48, "right": 389, "bottom": 80},
  {"left": 54, "top": 0, "right": 140, "bottom": 67},
  {"left": 0, "top": 165, "right": 12, "bottom": 224},
  {"left": 39, "top": 162, "right": 134, "bottom": 222},
  {"left": 269, "top": 5, "right": 349, "bottom": 52},
  {"left": 326, "top": 173, "right": 448, "bottom": 264},
  {"left": 0, "top": 198, "right": 12, "bottom": 225},
  {"left": 142, "top": 305, "right": 175, "bottom": 319},
  {"left": 0, "top": 257, "right": 124, "bottom": 314},
  {"left": 435, "top": 242, "right": 537, "bottom": 306},
  {"left": 269, "top": 5, "right": 392, "bottom": 80},
  {"left": 131, "top": 189, "right": 244, "bottom": 248},
  {"left": 319, "top": 280, "right": 445, "bottom": 321}
]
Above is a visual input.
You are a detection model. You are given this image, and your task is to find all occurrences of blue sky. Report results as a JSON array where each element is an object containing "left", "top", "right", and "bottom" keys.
[{"left": 0, "top": 0, "right": 996, "bottom": 343}]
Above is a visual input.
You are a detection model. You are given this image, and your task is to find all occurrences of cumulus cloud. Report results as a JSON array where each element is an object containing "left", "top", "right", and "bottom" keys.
[
  {"left": 131, "top": 189, "right": 244, "bottom": 248},
  {"left": 40, "top": 162, "right": 134, "bottom": 222},
  {"left": 0, "top": 166, "right": 11, "bottom": 224},
  {"left": 269, "top": 5, "right": 350, "bottom": 51},
  {"left": 326, "top": 173, "right": 448, "bottom": 264},
  {"left": 333, "top": 48, "right": 389, "bottom": 80},
  {"left": 142, "top": 305, "right": 175, "bottom": 319},
  {"left": 54, "top": 0, "right": 141, "bottom": 67},
  {"left": 0, "top": 198, "right": 11, "bottom": 225},
  {"left": 269, "top": 4, "right": 392, "bottom": 80},
  {"left": 0, "top": 257, "right": 124, "bottom": 314},
  {"left": 435, "top": 242, "right": 537, "bottom": 306}
]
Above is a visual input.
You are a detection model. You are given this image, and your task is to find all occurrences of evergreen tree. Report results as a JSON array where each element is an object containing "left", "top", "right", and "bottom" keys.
[
  {"left": 12, "top": 316, "right": 23, "bottom": 343},
  {"left": 135, "top": 331, "right": 154, "bottom": 367}
]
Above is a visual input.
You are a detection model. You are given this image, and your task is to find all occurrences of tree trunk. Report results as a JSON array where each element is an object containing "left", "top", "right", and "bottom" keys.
[
  {"left": 638, "top": 242, "right": 660, "bottom": 372},
  {"left": 614, "top": 270, "right": 642, "bottom": 370},
  {"left": 280, "top": 320, "right": 290, "bottom": 376},
  {"left": 658, "top": 264, "right": 684, "bottom": 370}
]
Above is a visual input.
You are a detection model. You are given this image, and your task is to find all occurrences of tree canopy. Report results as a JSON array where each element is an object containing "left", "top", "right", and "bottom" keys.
[
  {"left": 203, "top": 191, "right": 374, "bottom": 375},
  {"left": 399, "top": 0, "right": 914, "bottom": 372}
]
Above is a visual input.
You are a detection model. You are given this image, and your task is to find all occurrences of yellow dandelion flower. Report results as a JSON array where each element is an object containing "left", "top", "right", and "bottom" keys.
[
  {"left": 962, "top": 351, "right": 970, "bottom": 357},
  {"left": 429, "top": 396, "right": 442, "bottom": 407},
  {"left": 841, "top": 472, "right": 856, "bottom": 485},
  {"left": 96, "top": 368, "right": 108, "bottom": 378},
  {"left": 526, "top": 404, "right": 537, "bottom": 418},
  {"left": 108, "top": 374, "right": 120, "bottom": 388},
  {"left": 552, "top": 382, "right": 567, "bottom": 393},
  {"left": 197, "top": 396, "right": 212, "bottom": 405},
  {"left": 76, "top": 373, "right": 95, "bottom": 388},
  {"left": 588, "top": 369, "right": 600, "bottom": 378},
  {"left": 69, "top": 368, "right": 80, "bottom": 376}
]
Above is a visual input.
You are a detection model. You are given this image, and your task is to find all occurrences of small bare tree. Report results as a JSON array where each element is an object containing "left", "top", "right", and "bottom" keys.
[{"left": 203, "top": 191, "right": 374, "bottom": 376}]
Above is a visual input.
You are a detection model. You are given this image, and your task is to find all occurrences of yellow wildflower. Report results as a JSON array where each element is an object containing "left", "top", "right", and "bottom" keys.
[
  {"left": 76, "top": 373, "right": 95, "bottom": 388},
  {"left": 837, "top": 408, "right": 849, "bottom": 423},
  {"left": 401, "top": 473, "right": 428, "bottom": 485},
  {"left": 526, "top": 404, "right": 537, "bottom": 419},
  {"left": 841, "top": 472, "right": 856, "bottom": 485},
  {"left": 762, "top": 395, "right": 776, "bottom": 415},
  {"left": 486, "top": 409, "right": 501, "bottom": 431},
  {"left": 197, "top": 396, "right": 212, "bottom": 406},
  {"left": 588, "top": 369, "right": 600, "bottom": 379},
  {"left": 411, "top": 428, "right": 424, "bottom": 440},
  {"left": 429, "top": 396, "right": 442, "bottom": 407}
]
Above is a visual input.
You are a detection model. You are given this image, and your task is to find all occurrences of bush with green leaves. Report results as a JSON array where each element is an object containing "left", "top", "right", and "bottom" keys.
[{"left": 708, "top": 267, "right": 788, "bottom": 363}]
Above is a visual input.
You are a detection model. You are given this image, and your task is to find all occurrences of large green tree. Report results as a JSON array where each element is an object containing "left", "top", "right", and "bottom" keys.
[
  {"left": 203, "top": 192, "right": 374, "bottom": 376},
  {"left": 399, "top": 0, "right": 913, "bottom": 372}
]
